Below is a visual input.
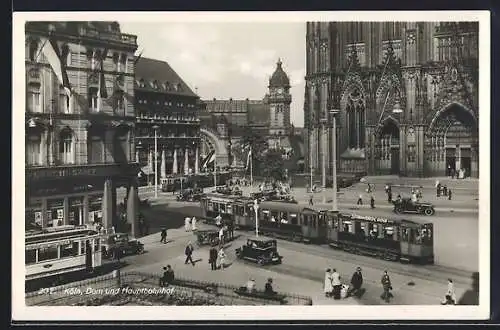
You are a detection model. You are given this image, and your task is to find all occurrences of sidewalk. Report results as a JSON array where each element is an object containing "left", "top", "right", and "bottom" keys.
[{"left": 358, "top": 176, "right": 479, "bottom": 191}]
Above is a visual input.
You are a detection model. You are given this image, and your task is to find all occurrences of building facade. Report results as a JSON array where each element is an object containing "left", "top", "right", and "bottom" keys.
[
  {"left": 201, "top": 59, "right": 296, "bottom": 165},
  {"left": 304, "top": 22, "right": 479, "bottom": 180},
  {"left": 25, "top": 22, "right": 141, "bottom": 235},
  {"left": 134, "top": 57, "right": 201, "bottom": 182}
]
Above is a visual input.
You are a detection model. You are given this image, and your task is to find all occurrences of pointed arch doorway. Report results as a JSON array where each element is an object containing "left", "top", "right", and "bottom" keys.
[
  {"left": 426, "top": 103, "right": 478, "bottom": 178},
  {"left": 375, "top": 117, "right": 400, "bottom": 175}
]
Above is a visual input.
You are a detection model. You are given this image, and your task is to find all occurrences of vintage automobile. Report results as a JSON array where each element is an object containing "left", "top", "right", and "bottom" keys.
[
  {"left": 101, "top": 232, "right": 145, "bottom": 259},
  {"left": 176, "top": 188, "right": 205, "bottom": 202},
  {"left": 235, "top": 239, "right": 283, "bottom": 266},
  {"left": 392, "top": 198, "right": 436, "bottom": 216}
]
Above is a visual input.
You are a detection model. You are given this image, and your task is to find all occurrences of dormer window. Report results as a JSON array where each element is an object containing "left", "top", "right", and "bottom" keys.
[
  {"left": 153, "top": 80, "right": 159, "bottom": 89},
  {"left": 165, "top": 82, "right": 171, "bottom": 91},
  {"left": 139, "top": 79, "right": 145, "bottom": 88},
  {"left": 176, "top": 83, "right": 183, "bottom": 92},
  {"left": 149, "top": 81, "right": 155, "bottom": 89}
]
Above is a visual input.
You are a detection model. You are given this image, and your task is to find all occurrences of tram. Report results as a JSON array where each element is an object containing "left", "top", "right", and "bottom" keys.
[
  {"left": 199, "top": 195, "right": 435, "bottom": 264},
  {"left": 25, "top": 225, "right": 103, "bottom": 282}
]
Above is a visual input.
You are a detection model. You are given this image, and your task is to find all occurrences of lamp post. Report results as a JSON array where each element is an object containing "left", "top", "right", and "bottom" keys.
[
  {"left": 329, "top": 109, "right": 340, "bottom": 212},
  {"left": 152, "top": 125, "right": 159, "bottom": 198},
  {"left": 253, "top": 199, "right": 259, "bottom": 237}
]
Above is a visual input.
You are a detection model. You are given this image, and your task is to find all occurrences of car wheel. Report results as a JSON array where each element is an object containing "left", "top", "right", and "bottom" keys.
[{"left": 424, "top": 208, "right": 435, "bottom": 216}]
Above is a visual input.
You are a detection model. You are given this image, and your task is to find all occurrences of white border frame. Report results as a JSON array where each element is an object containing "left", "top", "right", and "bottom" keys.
[{"left": 12, "top": 11, "right": 491, "bottom": 321}]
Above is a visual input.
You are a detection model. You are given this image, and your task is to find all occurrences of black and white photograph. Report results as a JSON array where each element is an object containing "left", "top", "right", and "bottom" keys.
[{"left": 12, "top": 11, "right": 490, "bottom": 321}]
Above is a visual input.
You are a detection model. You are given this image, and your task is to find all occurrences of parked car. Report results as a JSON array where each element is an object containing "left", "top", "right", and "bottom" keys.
[
  {"left": 101, "top": 232, "right": 145, "bottom": 259},
  {"left": 235, "top": 239, "right": 283, "bottom": 266},
  {"left": 393, "top": 198, "right": 435, "bottom": 216}
]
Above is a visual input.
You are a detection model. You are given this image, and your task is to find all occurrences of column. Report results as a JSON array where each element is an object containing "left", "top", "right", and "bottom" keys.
[
  {"left": 195, "top": 146, "right": 200, "bottom": 174},
  {"left": 321, "top": 124, "right": 326, "bottom": 188},
  {"left": 160, "top": 149, "right": 166, "bottom": 179},
  {"left": 111, "top": 184, "right": 117, "bottom": 229},
  {"left": 470, "top": 144, "right": 478, "bottom": 178},
  {"left": 184, "top": 148, "right": 189, "bottom": 175},
  {"left": 63, "top": 197, "right": 69, "bottom": 226},
  {"left": 126, "top": 180, "right": 139, "bottom": 238},
  {"left": 455, "top": 145, "right": 461, "bottom": 171},
  {"left": 41, "top": 130, "right": 48, "bottom": 165},
  {"left": 102, "top": 179, "right": 113, "bottom": 230},
  {"left": 135, "top": 150, "right": 140, "bottom": 163},
  {"left": 83, "top": 195, "right": 89, "bottom": 225},
  {"left": 172, "top": 148, "right": 178, "bottom": 174},
  {"left": 41, "top": 198, "right": 48, "bottom": 228},
  {"left": 148, "top": 149, "right": 153, "bottom": 172}
]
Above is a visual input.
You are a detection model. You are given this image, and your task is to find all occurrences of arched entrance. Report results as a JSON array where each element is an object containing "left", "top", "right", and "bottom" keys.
[
  {"left": 426, "top": 103, "right": 478, "bottom": 177},
  {"left": 375, "top": 117, "right": 400, "bottom": 175},
  {"left": 199, "top": 128, "right": 229, "bottom": 168}
]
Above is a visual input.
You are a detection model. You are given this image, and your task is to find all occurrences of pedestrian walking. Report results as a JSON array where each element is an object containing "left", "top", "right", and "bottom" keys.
[
  {"left": 370, "top": 195, "right": 375, "bottom": 209},
  {"left": 324, "top": 269, "right": 333, "bottom": 297},
  {"left": 436, "top": 183, "right": 441, "bottom": 197},
  {"left": 380, "top": 270, "right": 393, "bottom": 303},
  {"left": 218, "top": 227, "right": 225, "bottom": 245},
  {"left": 184, "top": 242, "right": 195, "bottom": 266},
  {"left": 209, "top": 246, "right": 218, "bottom": 271},
  {"left": 387, "top": 191, "right": 393, "bottom": 203},
  {"left": 215, "top": 214, "right": 222, "bottom": 227},
  {"left": 441, "top": 279, "right": 457, "bottom": 305},
  {"left": 184, "top": 216, "right": 191, "bottom": 232},
  {"left": 160, "top": 228, "right": 167, "bottom": 244},
  {"left": 443, "top": 185, "right": 448, "bottom": 196},
  {"left": 218, "top": 247, "right": 226, "bottom": 270},
  {"left": 357, "top": 194, "right": 363, "bottom": 206},
  {"left": 349, "top": 267, "right": 364, "bottom": 297},
  {"left": 227, "top": 221, "right": 234, "bottom": 240},
  {"left": 331, "top": 269, "right": 342, "bottom": 300},
  {"left": 191, "top": 216, "right": 197, "bottom": 231},
  {"left": 448, "top": 189, "right": 452, "bottom": 200},
  {"left": 309, "top": 195, "right": 314, "bottom": 206}
]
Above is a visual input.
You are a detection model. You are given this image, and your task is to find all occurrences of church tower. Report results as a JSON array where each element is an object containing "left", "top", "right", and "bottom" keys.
[{"left": 267, "top": 59, "right": 292, "bottom": 138}]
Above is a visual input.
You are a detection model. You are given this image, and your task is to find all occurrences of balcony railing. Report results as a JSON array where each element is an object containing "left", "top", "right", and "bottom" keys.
[{"left": 78, "top": 27, "right": 137, "bottom": 46}]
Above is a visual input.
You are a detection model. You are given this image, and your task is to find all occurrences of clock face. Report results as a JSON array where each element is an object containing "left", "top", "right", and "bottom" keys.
[{"left": 277, "top": 88, "right": 283, "bottom": 94}]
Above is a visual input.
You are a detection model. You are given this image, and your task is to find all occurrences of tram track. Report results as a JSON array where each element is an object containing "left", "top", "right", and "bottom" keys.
[{"left": 240, "top": 232, "right": 475, "bottom": 287}]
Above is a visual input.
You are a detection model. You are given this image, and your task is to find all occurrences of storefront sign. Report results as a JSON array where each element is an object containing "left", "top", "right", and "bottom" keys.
[{"left": 26, "top": 164, "right": 139, "bottom": 181}]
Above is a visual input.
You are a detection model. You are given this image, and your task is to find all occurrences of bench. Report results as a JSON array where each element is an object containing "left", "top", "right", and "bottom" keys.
[{"left": 234, "top": 287, "right": 287, "bottom": 304}]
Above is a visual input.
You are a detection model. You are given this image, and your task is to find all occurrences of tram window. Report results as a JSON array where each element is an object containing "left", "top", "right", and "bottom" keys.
[
  {"left": 420, "top": 228, "right": 432, "bottom": 245},
  {"left": 213, "top": 203, "right": 218, "bottom": 212},
  {"left": 333, "top": 218, "right": 338, "bottom": 230},
  {"left": 60, "top": 243, "right": 78, "bottom": 258},
  {"left": 220, "top": 204, "right": 226, "bottom": 213},
  {"left": 303, "top": 216, "right": 309, "bottom": 226},
  {"left": 94, "top": 239, "right": 100, "bottom": 251},
  {"left": 208, "top": 201, "right": 213, "bottom": 211},
  {"left": 38, "top": 246, "right": 58, "bottom": 262},
  {"left": 262, "top": 210, "right": 270, "bottom": 221},
  {"left": 80, "top": 242, "right": 85, "bottom": 254},
  {"left": 343, "top": 221, "right": 352, "bottom": 233},
  {"left": 25, "top": 249, "right": 36, "bottom": 264},
  {"left": 384, "top": 226, "right": 394, "bottom": 240},
  {"left": 290, "top": 214, "right": 298, "bottom": 225},
  {"left": 402, "top": 228, "right": 410, "bottom": 242},
  {"left": 227, "top": 205, "right": 232, "bottom": 214}
]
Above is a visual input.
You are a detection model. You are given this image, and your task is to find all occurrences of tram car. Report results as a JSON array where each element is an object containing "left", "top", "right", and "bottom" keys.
[
  {"left": 326, "top": 213, "right": 434, "bottom": 264},
  {"left": 199, "top": 195, "right": 434, "bottom": 265},
  {"left": 25, "top": 225, "right": 103, "bottom": 282}
]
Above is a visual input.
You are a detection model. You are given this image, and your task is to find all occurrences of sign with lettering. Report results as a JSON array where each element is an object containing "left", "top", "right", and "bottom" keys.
[
  {"left": 26, "top": 164, "right": 139, "bottom": 180},
  {"left": 347, "top": 214, "right": 392, "bottom": 224}
]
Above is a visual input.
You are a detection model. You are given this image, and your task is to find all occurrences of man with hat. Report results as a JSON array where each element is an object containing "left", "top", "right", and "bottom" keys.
[
  {"left": 349, "top": 267, "right": 364, "bottom": 297},
  {"left": 265, "top": 278, "right": 276, "bottom": 295}
]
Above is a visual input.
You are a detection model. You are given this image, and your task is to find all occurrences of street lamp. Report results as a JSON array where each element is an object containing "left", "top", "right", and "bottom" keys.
[
  {"left": 253, "top": 199, "right": 259, "bottom": 237},
  {"left": 329, "top": 109, "right": 340, "bottom": 212},
  {"left": 152, "top": 125, "right": 159, "bottom": 198}
]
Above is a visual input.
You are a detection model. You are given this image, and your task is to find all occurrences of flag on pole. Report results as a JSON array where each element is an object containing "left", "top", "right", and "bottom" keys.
[
  {"left": 201, "top": 150, "right": 216, "bottom": 169},
  {"left": 39, "top": 37, "right": 72, "bottom": 98},
  {"left": 245, "top": 148, "right": 252, "bottom": 171}
]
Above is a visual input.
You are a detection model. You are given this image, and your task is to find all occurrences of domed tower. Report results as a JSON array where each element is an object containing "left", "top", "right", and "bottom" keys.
[{"left": 267, "top": 58, "right": 292, "bottom": 137}]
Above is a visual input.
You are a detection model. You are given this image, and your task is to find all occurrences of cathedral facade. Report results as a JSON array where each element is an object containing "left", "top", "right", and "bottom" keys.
[{"left": 304, "top": 22, "right": 479, "bottom": 179}]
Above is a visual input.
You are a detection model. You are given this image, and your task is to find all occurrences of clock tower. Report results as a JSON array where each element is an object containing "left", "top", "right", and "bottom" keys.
[{"left": 267, "top": 58, "right": 292, "bottom": 138}]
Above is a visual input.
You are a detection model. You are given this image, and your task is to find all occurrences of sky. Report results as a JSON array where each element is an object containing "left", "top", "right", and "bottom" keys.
[{"left": 119, "top": 22, "right": 306, "bottom": 127}]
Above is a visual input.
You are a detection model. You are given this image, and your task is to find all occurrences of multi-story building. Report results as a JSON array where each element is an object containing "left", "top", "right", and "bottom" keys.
[
  {"left": 25, "top": 21, "right": 141, "bottom": 235},
  {"left": 134, "top": 57, "right": 201, "bottom": 182},
  {"left": 201, "top": 59, "right": 296, "bottom": 163},
  {"left": 304, "top": 22, "right": 479, "bottom": 180}
]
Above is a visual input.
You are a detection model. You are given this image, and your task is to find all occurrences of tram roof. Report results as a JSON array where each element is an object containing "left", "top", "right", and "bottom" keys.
[
  {"left": 26, "top": 225, "right": 100, "bottom": 245},
  {"left": 258, "top": 201, "right": 316, "bottom": 214}
]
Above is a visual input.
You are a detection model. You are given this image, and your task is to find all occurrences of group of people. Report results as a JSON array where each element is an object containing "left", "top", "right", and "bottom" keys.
[
  {"left": 159, "top": 265, "right": 175, "bottom": 287},
  {"left": 208, "top": 245, "right": 227, "bottom": 270},
  {"left": 436, "top": 181, "right": 453, "bottom": 200},
  {"left": 324, "top": 268, "right": 394, "bottom": 303},
  {"left": 185, "top": 216, "right": 198, "bottom": 232},
  {"left": 244, "top": 278, "right": 277, "bottom": 295},
  {"left": 324, "top": 267, "right": 365, "bottom": 300}
]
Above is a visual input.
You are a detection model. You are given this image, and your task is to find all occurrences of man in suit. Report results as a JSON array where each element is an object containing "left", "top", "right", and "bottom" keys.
[{"left": 209, "top": 246, "right": 218, "bottom": 271}]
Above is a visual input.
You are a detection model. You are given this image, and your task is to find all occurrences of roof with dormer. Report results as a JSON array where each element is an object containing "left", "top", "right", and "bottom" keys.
[
  {"left": 269, "top": 58, "right": 290, "bottom": 88},
  {"left": 134, "top": 57, "right": 198, "bottom": 98}
]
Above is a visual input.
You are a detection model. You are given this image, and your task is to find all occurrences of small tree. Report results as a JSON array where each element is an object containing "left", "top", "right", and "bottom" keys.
[{"left": 260, "top": 150, "right": 286, "bottom": 182}]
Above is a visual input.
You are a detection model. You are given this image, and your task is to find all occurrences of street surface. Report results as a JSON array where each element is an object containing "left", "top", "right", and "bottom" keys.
[{"left": 111, "top": 175, "right": 479, "bottom": 305}]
